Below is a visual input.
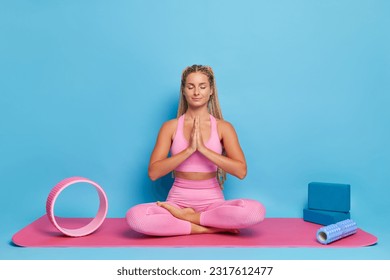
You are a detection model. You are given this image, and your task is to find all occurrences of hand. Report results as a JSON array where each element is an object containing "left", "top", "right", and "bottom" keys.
[
  {"left": 188, "top": 117, "right": 197, "bottom": 153},
  {"left": 188, "top": 116, "right": 206, "bottom": 153},
  {"left": 194, "top": 116, "right": 206, "bottom": 153}
]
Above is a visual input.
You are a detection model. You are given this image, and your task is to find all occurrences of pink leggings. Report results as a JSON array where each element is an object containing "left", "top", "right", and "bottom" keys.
[{"left": 126, "top": 177, "right": 266, "bottom": 236}]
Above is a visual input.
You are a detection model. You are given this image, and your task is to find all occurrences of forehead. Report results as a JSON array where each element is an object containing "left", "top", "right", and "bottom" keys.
[{"left": 186, "top": 72, "right": 209, "bottom": 84}]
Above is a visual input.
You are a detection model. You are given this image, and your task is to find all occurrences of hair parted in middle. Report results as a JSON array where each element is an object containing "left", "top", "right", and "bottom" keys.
[
  {"left": 177, "top": 64, "right": 223, "bottom": 120},
  {"left": 176, "top": 64, "right": 226, "bottom": 187}
]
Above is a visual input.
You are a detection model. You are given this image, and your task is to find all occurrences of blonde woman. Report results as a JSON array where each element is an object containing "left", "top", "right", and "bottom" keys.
[{"left": 126, "top": 65, "right": 265, "bottom": 236}]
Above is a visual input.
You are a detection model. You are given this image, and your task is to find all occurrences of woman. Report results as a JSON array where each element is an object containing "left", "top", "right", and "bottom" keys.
[{"left": 126, "top": 65, "right": 265, "bottom": 236}]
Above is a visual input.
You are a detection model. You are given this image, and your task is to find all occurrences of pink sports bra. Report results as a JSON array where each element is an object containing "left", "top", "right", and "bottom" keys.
[{"left": 170, "top": 114, "right": 223, "bottom": 172}]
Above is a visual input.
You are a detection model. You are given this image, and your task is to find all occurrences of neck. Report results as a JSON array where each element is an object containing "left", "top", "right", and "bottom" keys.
[{"left": 185, "top": 107, "right": 209, "bottom": 120}]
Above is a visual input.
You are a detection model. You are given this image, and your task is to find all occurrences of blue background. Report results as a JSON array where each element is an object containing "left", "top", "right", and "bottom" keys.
[{"left": 1, "top": 0, "right": 389, "bottom": 259}]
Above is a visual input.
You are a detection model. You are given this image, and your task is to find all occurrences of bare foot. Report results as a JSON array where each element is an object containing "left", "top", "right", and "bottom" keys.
[
  {"left": 157, "top": 202, "right": 199, "bottom": 224},
  {"left": 191, "top": 224, "right": 240, "bottom": 235},
  {"left": 156, "top": 202, "right": 240, "bottom": 235}
]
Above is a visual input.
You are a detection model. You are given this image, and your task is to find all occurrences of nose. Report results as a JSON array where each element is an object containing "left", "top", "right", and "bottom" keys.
[{"left": 194, "top": 87, "right": 200, "bottom": 95}]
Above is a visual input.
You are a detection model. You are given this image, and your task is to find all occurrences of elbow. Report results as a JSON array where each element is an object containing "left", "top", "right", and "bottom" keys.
[
  {"left": 237, "top": 170, "right": 247, "bottom": 180},
  {"left": 148, "top": 167, "right": 159, "bottom": 181},
  {"left": 236, "top": 164, "right": 247, "bottom": 180},
  {"left": 149, "top": 174, "right": 158, "bottom": 181}
]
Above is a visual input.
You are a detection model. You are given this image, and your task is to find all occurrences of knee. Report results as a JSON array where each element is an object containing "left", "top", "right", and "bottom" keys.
[
  {"left": 126, "top": 204, "right": 151, "bottom": 232},
  {"left": 242, "top": 199, "right": 266, "bottom": 225},
  {"left": 125, "top": 205, "right": 140, "bottom": 230},
  {"left": 255, "top": 201, "right": 266, "bottom": 222},
  {"left": 125, "top": 203, "right": 170, "bottom": 235}
]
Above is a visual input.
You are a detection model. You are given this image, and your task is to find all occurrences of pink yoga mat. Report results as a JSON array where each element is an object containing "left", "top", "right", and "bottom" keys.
[{"left": 12, "top": 215, "right": 377, "bottom": 248}]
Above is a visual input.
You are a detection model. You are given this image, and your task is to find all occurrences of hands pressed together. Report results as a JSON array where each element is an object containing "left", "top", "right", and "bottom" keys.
[{"left": 188, "top": 116, "right": 207, "bottom": 154}]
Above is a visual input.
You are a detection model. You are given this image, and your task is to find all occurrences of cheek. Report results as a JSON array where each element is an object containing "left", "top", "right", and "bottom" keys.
[
  {"left": 182, "top": 90, "right": 189, "bottom": 98},
  {"left": 183, "top": 91, "right": 193, "bottom": 101},
  {"left": 203, "top": 90, "right": 212, "bottom": 97}
]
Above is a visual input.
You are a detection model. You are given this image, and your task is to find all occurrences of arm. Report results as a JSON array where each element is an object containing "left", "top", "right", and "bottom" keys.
[
  {"left": 196, "top": 117, "right": 247, "bottom": 179},
  {"left": 148, "top": 120, "right": 196, "bottom": 181}
]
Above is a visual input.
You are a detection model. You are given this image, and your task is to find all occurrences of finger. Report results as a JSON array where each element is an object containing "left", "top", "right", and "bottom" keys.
[{"left": 194, "top": 129, "right": 199, "bottom": 144}]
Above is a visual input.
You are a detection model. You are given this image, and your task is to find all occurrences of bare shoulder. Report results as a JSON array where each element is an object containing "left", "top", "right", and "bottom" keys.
[
  {"left": 161, "top": 118, "right": 178, "bottom": 130},
  {"left": 159, "top": 118, "right": 178, "bottom": 139},
  {"left": 216, "top": 118, "right": 236, "bottom": 131},
  {"left": 216, "top": 118, "right": 237, "bottom": 138}
]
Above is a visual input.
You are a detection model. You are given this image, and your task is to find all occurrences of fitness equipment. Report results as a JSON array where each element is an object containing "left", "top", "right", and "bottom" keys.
[
  {"left": 316, "top": 219, "right": 357, "bottom": 245},
  {"left": 303, "top": 208, "right": 350, "bottom": 225},
  {"left": 46, "top": 176, "right": 108, "bottom": 237},
  {"left": 308, "top": 182, "right": 350, "bottom": 213}
]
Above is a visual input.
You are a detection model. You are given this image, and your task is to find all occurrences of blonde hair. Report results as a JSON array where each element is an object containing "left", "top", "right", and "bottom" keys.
[{"left": 177, "top": 65, "right": 227, "bottom": 187}]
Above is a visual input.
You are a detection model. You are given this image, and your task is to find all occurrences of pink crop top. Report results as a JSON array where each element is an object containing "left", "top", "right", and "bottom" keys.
[{"left": 170, "top": 114, "right": 223, "bottom": 172}]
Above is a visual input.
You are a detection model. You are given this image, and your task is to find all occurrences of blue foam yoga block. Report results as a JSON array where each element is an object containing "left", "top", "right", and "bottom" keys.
[
  {"left": 303, "top": 208, "right": 351, "bottom": 225},
  {"left": 308, "top": 182, "right": 350, "bottom": 212}
]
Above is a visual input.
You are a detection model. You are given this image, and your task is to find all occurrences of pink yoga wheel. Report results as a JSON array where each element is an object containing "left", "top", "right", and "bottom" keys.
[{"left": 46, "top": 176, "right": 108, "bottom": 237}]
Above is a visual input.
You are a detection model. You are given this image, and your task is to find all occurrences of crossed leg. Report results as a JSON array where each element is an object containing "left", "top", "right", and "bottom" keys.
[
  {"left": 126, "top": 199, "right": 265, "bottom": 236},
  {"left": 156, "top": 201, "right": 240, "bottom": 234},
  {"left": 126, "top": 201, "right": 239, "bottom": 236}
]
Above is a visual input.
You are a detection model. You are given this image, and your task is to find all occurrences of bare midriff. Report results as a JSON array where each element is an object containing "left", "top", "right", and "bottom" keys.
[{"left": 174, "top": 171, "right": 217, "bottom": 180}]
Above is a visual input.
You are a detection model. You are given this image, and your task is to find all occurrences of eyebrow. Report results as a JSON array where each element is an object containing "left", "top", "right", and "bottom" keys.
[{"left": 186, "top": 82, "right": 208, "bottom": 85}]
